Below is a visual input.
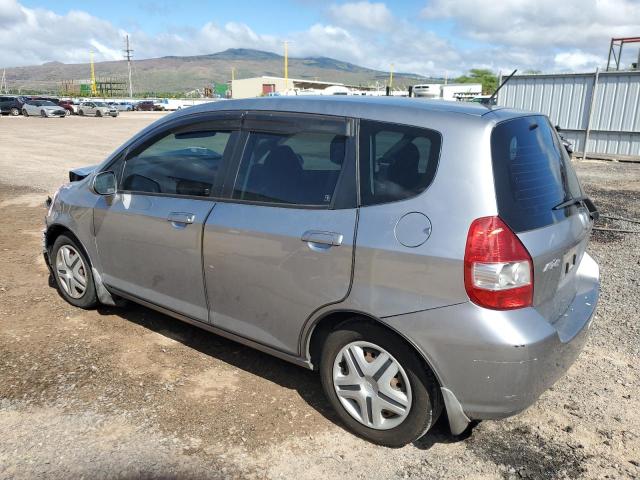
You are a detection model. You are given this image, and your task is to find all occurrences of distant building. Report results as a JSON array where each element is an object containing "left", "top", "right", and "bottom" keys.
[
  {"left": 440, "top": 83, "right": 483, "bottom": 101},
  {"left": 231, "top": 76, "right": 351, "bottom": 99}
]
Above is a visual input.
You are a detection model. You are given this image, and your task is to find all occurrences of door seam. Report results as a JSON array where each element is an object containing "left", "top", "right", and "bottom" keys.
[{"left": 201, "top": 202, "right": 217, "bottom": 323}]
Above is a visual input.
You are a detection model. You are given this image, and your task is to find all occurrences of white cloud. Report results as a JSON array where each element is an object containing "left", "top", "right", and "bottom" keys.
[
  {"left": 328, "top": 2, "right": 394, "bottom": 31},
  {"left": 421, "top": 0, "right": 640, "bottom": 71},
  {"left": 0, "top": 0, "right": 122, "bottom": 66},
  {"left": 0, "top": 0, "right": 453, "bottom": 78},
  {"left": 0, "top": 0, "right": 631, "bottom": 79},
  {"left": 554, "top": 50, "right": 603, "bottom": 70}
]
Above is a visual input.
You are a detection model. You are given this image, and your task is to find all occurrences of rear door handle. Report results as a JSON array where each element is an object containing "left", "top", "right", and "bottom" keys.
[
  {"left": 167, "top": 212, "right": 195, "bottom": 225},
  {"left": 301, "top": 230, "right": 343, "bottom": 246}
]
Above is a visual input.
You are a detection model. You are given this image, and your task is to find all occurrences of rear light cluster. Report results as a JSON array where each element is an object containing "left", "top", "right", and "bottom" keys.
[{"left": 464, "top": 216, "right": 533, "bottom": 310}]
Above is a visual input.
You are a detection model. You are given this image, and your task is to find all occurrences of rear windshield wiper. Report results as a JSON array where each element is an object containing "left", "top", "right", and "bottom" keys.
[
  {"left": 553, "top": 195, "right": 589, "bottom": 210},
  {"left": 553, "top": 195, "right": 600, "bottom": 220}
]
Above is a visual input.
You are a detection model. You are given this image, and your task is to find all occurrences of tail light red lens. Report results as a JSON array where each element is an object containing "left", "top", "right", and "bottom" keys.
[{"left": 464, "top": 216, "right": 533, "bottom": 310}]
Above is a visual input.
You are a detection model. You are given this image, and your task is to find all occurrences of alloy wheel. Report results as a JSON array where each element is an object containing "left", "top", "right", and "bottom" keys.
[
  {"left": 55, "top": 245, "right": 88, "bottom": 299},
  {"left": 332, "top": 341, "right": 412, "bottom": 430}
]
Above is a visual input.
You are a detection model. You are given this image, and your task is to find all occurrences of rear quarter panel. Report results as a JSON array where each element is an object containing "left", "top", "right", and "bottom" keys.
[{"left": 347, "top": 114, "right": 498, "bottom": 317}]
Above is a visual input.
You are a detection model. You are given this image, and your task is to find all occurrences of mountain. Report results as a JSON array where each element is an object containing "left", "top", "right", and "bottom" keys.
[{"left": 2, "top": 48, "right": 436, "bottom": 95}]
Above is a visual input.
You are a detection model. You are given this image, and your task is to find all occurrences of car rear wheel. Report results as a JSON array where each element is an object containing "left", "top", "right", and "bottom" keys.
[
  {"left": 10, "top": 107, "right": 20, "bottom": 116},
  {"left": 65, "top": 109, "right": 71, "bottom": 116},
  {"left": 22, "top": 109, "right": 28, "bottom": 117},
  {"left": 319, "top": 321, "right": 442, "bottom": 447},
  {"left": 51, "top": 234, "right": 98, "bottom": 309}
]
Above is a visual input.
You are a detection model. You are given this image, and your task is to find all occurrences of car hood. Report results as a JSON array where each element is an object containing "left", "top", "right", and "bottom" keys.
[{"left": 42, "top": 106, "right": 64, "bottom": 111}]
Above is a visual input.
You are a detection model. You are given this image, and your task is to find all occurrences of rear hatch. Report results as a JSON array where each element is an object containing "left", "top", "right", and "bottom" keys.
[{"left": 491, "top": 115, "right": 596, "bottom": 322}]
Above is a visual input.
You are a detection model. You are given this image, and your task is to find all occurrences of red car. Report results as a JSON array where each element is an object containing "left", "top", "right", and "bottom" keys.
[
  {"left": 135, "top": 100, "right": 155, "bottom": 111},
  {"left": 57, "top": 100, "right": 76, "bottom": 116}
]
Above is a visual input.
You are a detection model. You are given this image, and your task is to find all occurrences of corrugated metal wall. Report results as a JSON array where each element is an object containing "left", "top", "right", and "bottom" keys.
[{"left": 497, "top": 71, "right": 640, "bottom": 158}]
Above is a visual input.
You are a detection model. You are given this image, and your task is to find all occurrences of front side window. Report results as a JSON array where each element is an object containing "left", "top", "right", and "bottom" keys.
[
  {"left": 359, "top": 120, "right": 441, "bottom": 206},
  {"left": 122, "top": 128, "right": 236, "bottom": 197},
  {"left": 233, "top": 130, "right": 347, "bottom": 206}
]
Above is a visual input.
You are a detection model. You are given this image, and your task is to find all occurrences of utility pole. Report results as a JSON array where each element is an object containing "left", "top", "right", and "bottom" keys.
[
  {"left": 123, "top": 35, "right": 134, "bottom": 98},
  {"left": 90, "top": 51, "right": 98, "bottom": 96},
  {"left": 0, "top": 69, "right": 7, "bottom": 94},
  {"left": 284, "top": 41, "right": 289, "bottom": 90}
]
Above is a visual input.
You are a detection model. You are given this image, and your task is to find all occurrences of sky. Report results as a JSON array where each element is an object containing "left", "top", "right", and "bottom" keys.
[{"left": 2, "top": 0, "right": 640, "bottom": 76}]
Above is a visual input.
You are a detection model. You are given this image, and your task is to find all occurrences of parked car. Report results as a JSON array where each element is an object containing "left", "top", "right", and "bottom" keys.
[
  {"left": 78, "top": 101, "right": 118, "bottom": 117},
  {"left": 0, "top": 95, "right": 27, "bottom": 116},
  {"left": 135, "top": 100, "right": 155, "bottom": 111},
  {"left": 43, "top": 97, "right": 600, "bottom": 447},
  {"left": 22, "top": 99, "right": 66, "bottom": 117},
  {"left": 113, "top": 101, "right": 134, "bottom": 112},
  {"left": 57, "top": 100, "right": 76, "bottom": 116}
]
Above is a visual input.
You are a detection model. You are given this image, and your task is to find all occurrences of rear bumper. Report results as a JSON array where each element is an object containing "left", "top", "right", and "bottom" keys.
[{"left": 381, "top": 252, "right": 599, "bottom": 430}]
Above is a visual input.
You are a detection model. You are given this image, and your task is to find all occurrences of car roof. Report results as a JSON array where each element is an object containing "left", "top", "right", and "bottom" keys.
[{"left": 177, "top": 95, "right": 533, "bottom": 126}]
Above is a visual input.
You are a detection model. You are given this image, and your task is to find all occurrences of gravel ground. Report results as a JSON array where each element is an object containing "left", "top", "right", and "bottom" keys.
[{"left": 0, "top": 116, "right": 638, "bottom": 479}]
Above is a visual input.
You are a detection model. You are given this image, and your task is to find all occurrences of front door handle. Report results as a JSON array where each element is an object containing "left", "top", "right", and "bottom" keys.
[
  {"left": 301, "top": 230, "right": 343, "bottom": 246},
  {"left": 167, "top": 212, "right": 195, "bottom": 225}
]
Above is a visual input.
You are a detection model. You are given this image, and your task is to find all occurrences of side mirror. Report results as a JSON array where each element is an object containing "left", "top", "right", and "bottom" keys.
[
  {"left": 555, "top": 125, "right": 562, "bottom": 132},
  {"left": 93, "top": 171, "right": 116, "bottom": 195}
]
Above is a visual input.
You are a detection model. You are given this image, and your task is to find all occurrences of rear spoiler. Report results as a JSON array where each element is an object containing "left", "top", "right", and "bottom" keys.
[{"left": 69, "top": 164, "right": 98, "bottom": 182}]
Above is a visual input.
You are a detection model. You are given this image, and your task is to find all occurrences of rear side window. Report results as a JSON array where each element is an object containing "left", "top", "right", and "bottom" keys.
[
  {"left": 122, "top": 129, "right": 236, "bottom": 197},
  {"left": 359, "top": 120, "right": 441, "bottom": 206},
  {"left": 232, "top": 131, "right": 347, "bottom": 206},
  {"left": 491, "top": 115, "right": 582, "bottom": 232}
]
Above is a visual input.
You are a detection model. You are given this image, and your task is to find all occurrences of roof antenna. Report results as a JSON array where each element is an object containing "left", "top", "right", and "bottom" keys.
[{"left": 484, "top": 69, "right": 517, "bottom": 106}]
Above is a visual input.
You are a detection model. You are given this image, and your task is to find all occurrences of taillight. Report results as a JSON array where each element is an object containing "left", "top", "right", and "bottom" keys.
[{"left": 464, "top": 216, "right": 533, "bottom": 310}]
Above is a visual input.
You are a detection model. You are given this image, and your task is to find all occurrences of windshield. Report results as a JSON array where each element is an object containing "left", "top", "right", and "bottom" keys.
[
  {"left": 94, "top": 102, "right": 107, "bottom": 107},
  {"left": 40, "top": 101, "right": 56, "bottom": 106}
]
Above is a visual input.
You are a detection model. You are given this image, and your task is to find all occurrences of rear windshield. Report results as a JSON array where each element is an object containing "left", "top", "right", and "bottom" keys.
[{"left": 491, "top": 115, "right": 582, "bottom": 232}]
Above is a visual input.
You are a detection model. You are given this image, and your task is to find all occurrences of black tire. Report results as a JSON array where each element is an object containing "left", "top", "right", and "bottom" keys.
[
  {"left": 65, "top": 109, "right": 71, "bottom": 116},
  {"left": 79, "top": 110, "right": 84, "bottom": 116},
  {"left": 319, "top": 321, "right": 442, "bottom": 447},
  {"left": 96, "top": 110, "right": 102, "bottom": 117},
  {"left": 40, "top": 110, "right": 46, "bottom": 118},
  {"left": 22, "top": 109, "right": 28, "bottom": 117},
  {"left": 10, "top": 107, "right": 20, "bottom": 116},
  {"left": 50, "top": 234, "right": 98, "bottom": 309}
]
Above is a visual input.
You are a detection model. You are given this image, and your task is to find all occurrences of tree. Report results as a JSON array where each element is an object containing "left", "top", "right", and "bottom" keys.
[{"left": 455, "top": 69, "right": 498, "bottom": 95}]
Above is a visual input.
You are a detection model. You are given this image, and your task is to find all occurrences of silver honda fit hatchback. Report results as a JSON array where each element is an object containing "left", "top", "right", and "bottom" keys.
[{"left": 43, "top": 97, "right": 600, "bottom": 447}]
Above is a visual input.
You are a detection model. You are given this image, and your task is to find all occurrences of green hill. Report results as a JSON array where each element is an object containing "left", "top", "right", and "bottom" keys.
[{"left": 3, "top": 48, "right": 438, "bottom": 95}]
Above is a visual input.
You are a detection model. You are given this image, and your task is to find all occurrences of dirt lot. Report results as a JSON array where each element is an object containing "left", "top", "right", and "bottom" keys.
[{"left": 0, "top": 113, "right": 639, "bottom": 479}]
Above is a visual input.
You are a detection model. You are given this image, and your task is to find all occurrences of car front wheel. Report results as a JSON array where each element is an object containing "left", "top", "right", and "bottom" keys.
[
  {"left": 22, "top": 109, "right": 28, "bottom": 117},
  {"left": 10, "top": 107, "right": 20, "bottom": 116},
  {"left": 320, "top": 321, "right": 442, "bottom": 447},
  {"left": 40, "top": 110, "right": 47, "bottom": 117},
  {"left": 96, "top": 110, "right": 102, "bottom": 117},
  {"left": 51, "top": 234, "right": 98, "bottom": 309}
]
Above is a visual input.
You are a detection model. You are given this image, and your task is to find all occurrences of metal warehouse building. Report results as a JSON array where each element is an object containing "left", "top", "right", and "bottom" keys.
[
  {"left": 497, "top": 70, "right": 640, "bottom": 160},
  {"left": 231, "top": 76, "right": 346, "bottom": 99}
]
